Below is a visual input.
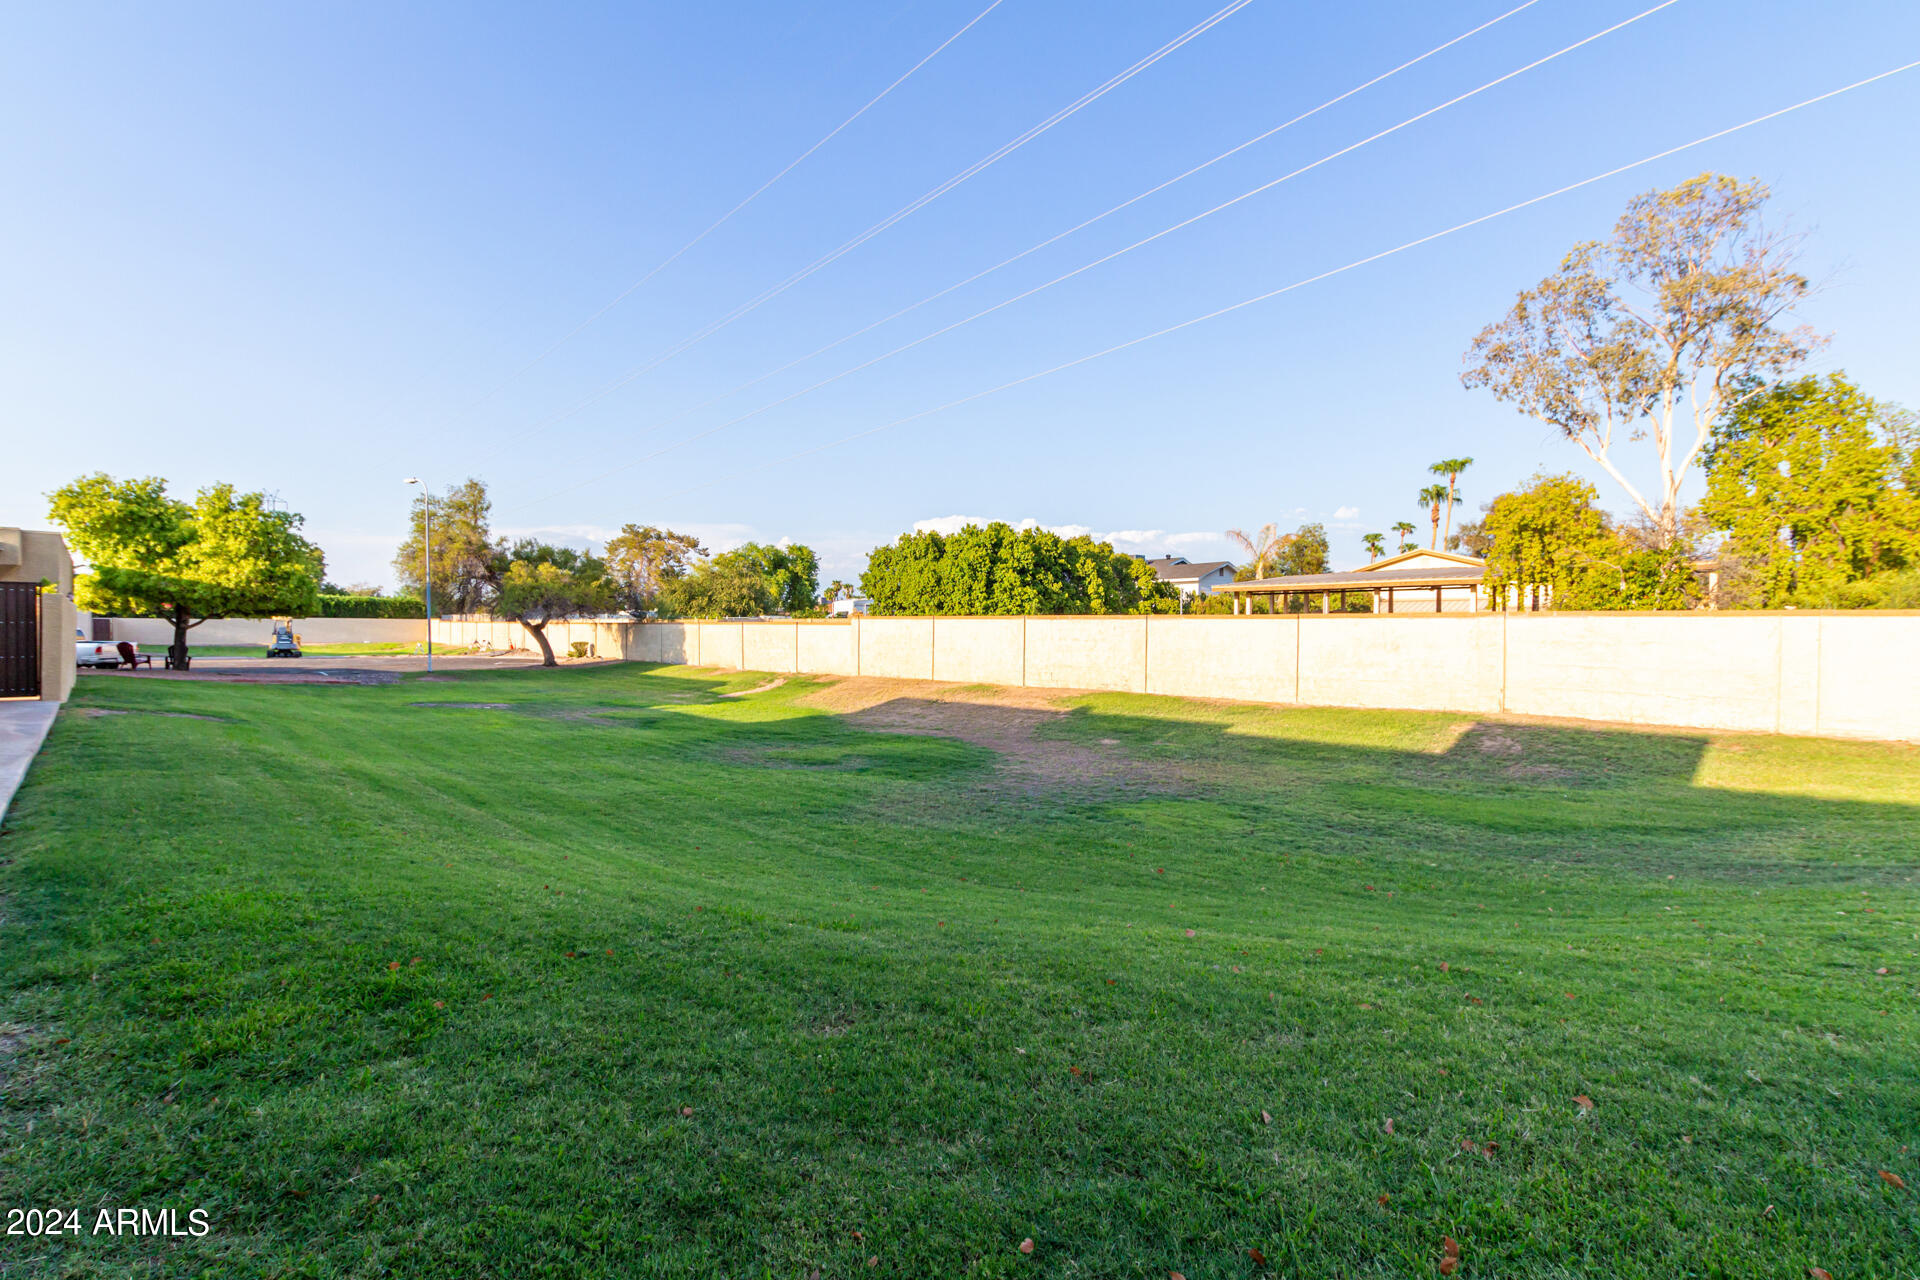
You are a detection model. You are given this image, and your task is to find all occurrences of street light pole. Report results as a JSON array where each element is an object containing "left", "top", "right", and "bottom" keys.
[{"left": 405, "top": 478, "right": 433, "bottom": 673}]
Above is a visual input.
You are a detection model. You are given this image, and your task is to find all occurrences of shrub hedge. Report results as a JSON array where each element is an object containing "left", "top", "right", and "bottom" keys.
[{"left": 315, "top": 594, "right": 427, "bottom": 619}]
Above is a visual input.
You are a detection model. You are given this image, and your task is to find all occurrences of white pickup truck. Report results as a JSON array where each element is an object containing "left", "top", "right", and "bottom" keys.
[{"left": 76, "top": 629, "right": 135, "bottom": 668}]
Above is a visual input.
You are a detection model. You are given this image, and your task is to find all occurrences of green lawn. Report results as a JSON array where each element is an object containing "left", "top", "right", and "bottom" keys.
[
  {"left": 177, "top": 642, "right": 424, "bottom": 657},
  {"left": 3, "top": 664, "right": 1916, "bottom": 1277}
]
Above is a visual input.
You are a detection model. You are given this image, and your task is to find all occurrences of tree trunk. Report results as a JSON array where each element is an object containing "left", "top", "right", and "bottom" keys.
[
  {"left": 170, "top": 606, "right": 192, "bottom": 671},
  {"left": 526, "top": 621, "right": 557, "bottom": 667}
]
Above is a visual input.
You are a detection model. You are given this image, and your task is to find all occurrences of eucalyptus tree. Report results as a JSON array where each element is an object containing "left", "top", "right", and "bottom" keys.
[{"left": 1463, "top": 173, "right": 1820, "bottom": 548}]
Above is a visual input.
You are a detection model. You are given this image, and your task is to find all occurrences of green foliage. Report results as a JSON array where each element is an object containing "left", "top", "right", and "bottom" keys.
[
  {"left": 861, "top": 523, "right": 1175, "bottom": 615},
  {"left": 1700, "top": 373, "right": 1920, "bottom": 607},
  {"left": 1464, "top": 174, "right": 1818, "bottom": 545},
  {"left": 732, "top": 542, "right": 820, "bottom": 615},
  {"left": 1480, "top": 474, "right": 1697, "bottom": 610},
  {"left": 654, "top": 542, "right": 819, "bottom": 618},
  {"left": 392, "top": 478, "right": 504, "bottom": 615},
  {"left": 316, "top": 593, "right": 426, "bottom": 619},
  {"left": 1273, "top": 522, "right": 1329, "bottom": 577},
  {"left": 492, "top": 540, "right": 616, "bottom": 666},
  {"left": 603, "top": 524, "right": 706, "bottom": 616},
  {"left": 48, "top": 473, "right": 323, "bottom": 657}
]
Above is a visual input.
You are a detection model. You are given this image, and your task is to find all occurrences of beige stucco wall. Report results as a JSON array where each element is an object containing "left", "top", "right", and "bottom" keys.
[
  {"left": 1300, "top": 615, "right": 1505, "bottom": 714},
  {"left": 1145, "top": 617, "right": 1293, "bottom": 702},
  {"left": 38, "top": 593, "right": 77, "bottom": 702},
  {"left": 2, "top": 528, "right": 78, "bottom": 701},
  {"left": 1024, "top": 616, "right": 1148, "bottom": 693},
  {"left": 416, "top": 611, "right": 1920, "bottom": 742},
  {"left": 102, "top": 616, "right": 428, "bottom": 647},
  {"left": 858, "top": 617, "right": 936, "bottom": 680},
  {"left": 742, "top": 622, "right": 799, "bottom": 674},
  {"left": 797, "top": 622, "right": 856, "bottom": 676},
  {"left": 931, "top": 617, "right": 1026, "bottom": 685}
]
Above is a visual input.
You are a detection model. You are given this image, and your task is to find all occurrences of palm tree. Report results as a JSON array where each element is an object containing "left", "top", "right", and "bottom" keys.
[
  {"left": 1226, "top": 523, "right": 1294, "bottom": 579},
  {"left": 1391, "top": 521, "right": 1417, "bottom": 554},
  {"left": 1429, "top": 458, "right": 1474, "bottom": 543},
  {"left": 1417, "top": 484, "right": 1449, "bottom": 549},
  {"left": 1362, "top": 533, "right": 1386, "bottom": 562}
]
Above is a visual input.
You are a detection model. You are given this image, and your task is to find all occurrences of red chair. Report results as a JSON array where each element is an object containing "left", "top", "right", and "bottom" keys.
[{"left": 116, "top": 642, "right": 154, "bottom": 671}]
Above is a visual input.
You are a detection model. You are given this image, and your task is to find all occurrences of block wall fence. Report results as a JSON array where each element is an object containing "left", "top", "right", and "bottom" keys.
[{"left": 430, "top": 612, "right": 1920, "bottom": 743}]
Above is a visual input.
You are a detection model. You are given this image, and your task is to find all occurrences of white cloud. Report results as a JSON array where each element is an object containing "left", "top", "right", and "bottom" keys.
[{"left": 1333, "top": 505, "right": 1360, "bottom": 520}]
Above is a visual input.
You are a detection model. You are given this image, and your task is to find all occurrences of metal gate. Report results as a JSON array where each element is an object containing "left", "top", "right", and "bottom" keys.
[{"left": 0, "top": 583, "right": 40, "bottom": 698}]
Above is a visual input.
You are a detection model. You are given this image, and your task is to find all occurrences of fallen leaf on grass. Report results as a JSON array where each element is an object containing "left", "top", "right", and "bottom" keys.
[
  {"left": 1170, "top": 1273, "right": 1187, "bottom": 1280},
  {"left": 1439, "top": 1235, "right": 1461, "bottom": 1274},
  {"left": 433, "top": 1001, "right": 445, "bottom": 1009},
  {"left": 1018, "top": 1237, "right": 1034, "bottom": 1254},
  {"left": 679, "top": 1106, "right": 694, "bottom": 1117},
  {"left": 1385, "top": 1118, "right": 1394, "bottom": 1135},
  {"left": 1439, "top": 961, "right": 1450, "bottom": 972},
  {"left": 1882, "top": 1170, "right": 1908, "bottom": 1189},
  {"left": 1808, "top": 1269, "right": 1832, "bottom": 1280},
  {"left": 387, "top": 961, "right": 401, "bottom": 971},
  {"left": 1260, "top": 1110, "right": 1272, "bottom": 1125},
  {"left": 1377, "top": 1193, "right": 1390, "bottom": 1206},
  {"left": 1574, "top": 1095, "right": 1594, "bottom": 1112},
  {"left": 1184, "top": 929, "right": 1196, "bottom": 937},
  {"left": 1247, "top": 1247, "right": 1267, "bottom": 1265}
]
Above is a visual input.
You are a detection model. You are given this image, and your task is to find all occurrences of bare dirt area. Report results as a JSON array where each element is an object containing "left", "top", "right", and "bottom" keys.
[{"left": 794, "top": 676, "right": 1194, "bottom": 788}]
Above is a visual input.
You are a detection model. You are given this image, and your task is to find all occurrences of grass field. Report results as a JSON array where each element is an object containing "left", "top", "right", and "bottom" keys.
[
  {"left": 2, "top": 664, "right": 1916, "bottom": 1277},
  {"left": 175, "top": 642, "right": 424, "bottom": 657}
]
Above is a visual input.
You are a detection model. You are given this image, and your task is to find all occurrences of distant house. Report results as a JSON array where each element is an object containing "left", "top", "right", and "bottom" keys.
[
  {"left": 1216, "top": 549, "right": 1491, "bottom": 613},
  {"left": 829, "top": 596, "right": 870, "bottom": 617},
  {"left": 1142, "top": 555, "right": 1238, "bottom": 597}
]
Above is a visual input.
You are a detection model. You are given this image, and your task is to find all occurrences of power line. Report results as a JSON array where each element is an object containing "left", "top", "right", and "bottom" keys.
[
  {"left": 652, "top": 59, "right": 1920, "bottom": 501},
  {"left": 502, "top": 0, "right": 1545, "bottom": 500},
  {"left": 497, "top": 0, "right": 1256, "bottom": 446},
  {"left": 505, "top": 0, "right": 1671, "bottom": 514},
  {"left": 458, "top": 0, "right": 1009, "bottom": 424}
]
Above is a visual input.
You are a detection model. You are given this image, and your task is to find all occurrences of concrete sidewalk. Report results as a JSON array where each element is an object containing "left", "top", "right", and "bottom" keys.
[{"left": 0, "top": 701, "right": 58, "bottom": 825}]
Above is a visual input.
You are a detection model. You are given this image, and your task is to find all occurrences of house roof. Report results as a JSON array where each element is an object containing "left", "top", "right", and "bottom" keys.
[
  {"left": 1218, "top": 563, "right": 1487, "bottom": 592},
  {"left": 1355, "top": 548, "right": 1486, "bottom": 572},
  {"left": 1144, "top": 557, "right": 1235, "bottom": 580}
]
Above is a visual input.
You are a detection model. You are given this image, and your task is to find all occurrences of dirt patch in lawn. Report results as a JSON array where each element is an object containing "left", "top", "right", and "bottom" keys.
[
  {"left": 408, "top": 702, "right": 514, "bottom": 710},
  {"left": 721, "top": 676, "right": 786, "bottom": 698},
  {"left": 795, "top": 677, "right": 1189, "bottom": 789}
]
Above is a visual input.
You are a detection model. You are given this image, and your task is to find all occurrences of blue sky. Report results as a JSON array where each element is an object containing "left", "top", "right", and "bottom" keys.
[{"left": 5, "top": 0, "right": 1918, "bottom": 588}]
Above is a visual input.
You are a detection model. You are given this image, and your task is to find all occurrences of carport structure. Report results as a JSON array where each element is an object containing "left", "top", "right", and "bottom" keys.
[{"left": 1215, "top": 550, "right": 1498, "bottom": 614}]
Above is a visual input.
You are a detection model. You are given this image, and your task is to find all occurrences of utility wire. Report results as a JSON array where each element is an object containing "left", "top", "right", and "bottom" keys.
[
  {"left": 500, "top": 0, "right": 1256, "bottom": 446},
  {"left": 502, "top": 0, "right": 1545, "bottom": 497},
  {"left": 459, "top": 0, "right": 1009, "bottom": 422},
  {"left": 649, "top": 59, "right": 1920, "bottom": 502},
  {"left": 505, "top": 0, "right": 1668, "bottom": 513}
]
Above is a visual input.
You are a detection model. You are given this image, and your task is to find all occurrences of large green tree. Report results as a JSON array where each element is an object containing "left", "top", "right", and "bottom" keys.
[
  {"left": 491, "top": 540, "right": 616, "bottom": 667},
  {"left": 861, "top": 523, "right": 1173, "bottom": 616},
  {"left": 48, "top": 474, "right": 322, "bottom": 668},
  {"left": 1478, "top": 473, "right": 1695, "bottom": 611},
  {"left": 1464, "top": 174, "right": 1821, "bottom": 547},
  {"left": 1700, "top": 373, "right": 1919, "bottom": 607},
  {"left": 603, "top": 524, "right": 706, "bottom": 616},
  {"left": 392, "top": 478, "right": 503, "bottom": 615}
]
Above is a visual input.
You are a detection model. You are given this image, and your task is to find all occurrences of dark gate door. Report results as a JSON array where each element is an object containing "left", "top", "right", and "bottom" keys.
[{"left": 0, "top": 583, "right": 40, "bottom": 698}]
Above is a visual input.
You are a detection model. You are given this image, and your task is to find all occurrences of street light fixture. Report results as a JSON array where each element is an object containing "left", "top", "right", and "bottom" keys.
[{"left": 405, "top": 478, "right": 433, "bottom": 673}]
